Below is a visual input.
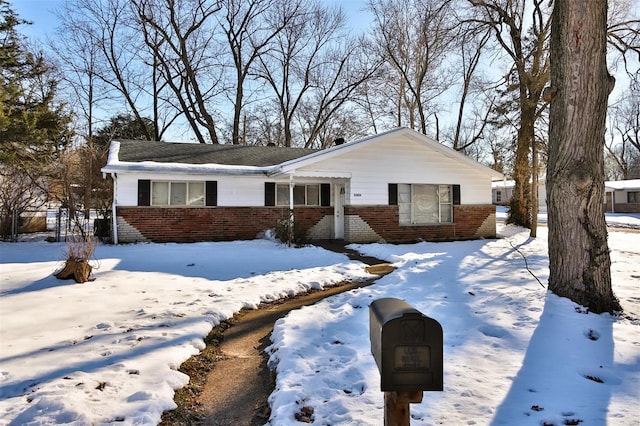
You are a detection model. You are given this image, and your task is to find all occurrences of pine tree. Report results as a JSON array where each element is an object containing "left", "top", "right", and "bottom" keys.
[
  {"left": 0, "top": 0, "right": 71, "bottom": 238},
  {"left": 0, "top": 0, "right": 70, "bottom": 166}
]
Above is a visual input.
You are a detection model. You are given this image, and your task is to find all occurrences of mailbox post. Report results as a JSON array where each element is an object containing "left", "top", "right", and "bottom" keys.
[{"left": 369, "top": 298, "right": 443, "bottom": 426}]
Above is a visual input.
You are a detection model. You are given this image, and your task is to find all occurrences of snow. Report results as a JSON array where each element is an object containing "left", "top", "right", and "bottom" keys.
[{"left": 1, "top": 219, "right": 639, "bottom": 425}]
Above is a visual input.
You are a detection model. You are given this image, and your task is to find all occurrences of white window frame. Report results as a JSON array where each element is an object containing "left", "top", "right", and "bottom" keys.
[
  {"left": 398, "top": 183, "right": 453, "bottom": 225},
  {"left": 276, "top": 184, "right": 321, "bottom": 206},
  {"left": 151, "top": 181, "right": 205, "bottom": 206}
]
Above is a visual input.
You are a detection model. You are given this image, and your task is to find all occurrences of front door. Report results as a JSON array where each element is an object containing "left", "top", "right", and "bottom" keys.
[{"left": 334, "top": 184, "right": 345, "bottom": 239}]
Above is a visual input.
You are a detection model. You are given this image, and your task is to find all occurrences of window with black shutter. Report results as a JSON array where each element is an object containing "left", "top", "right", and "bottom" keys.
[
  {"left": 320, "top": 183, "right": 331, "bottom": 206},
  {"left": 388, "top": 183, "right": 398, "bottom": 205},
  {"left": 206, "top": 181, "right": 217, "bottom": 206},
  {"left": 138, "top": 180, "right": 151, "bottom": 206},
  {"left": 453, "top": 184, "right": 461, "bottom": 205},
  {"left": 265, "top": 182, "right": 276, "bottom": 206}
]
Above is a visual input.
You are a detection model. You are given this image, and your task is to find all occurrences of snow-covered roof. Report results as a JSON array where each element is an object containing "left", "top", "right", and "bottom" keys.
[
  {"left": 605, "top": 179, "right": 640, "bottom": 191},
  {"left": 101, "top": 127, "right": 504, "bottom": 180},
  {"left": 492, "top": 180, "right": 515, "bottom": 189},
  {"left": 102, "top": 139, "right": 316, "bottom": 175}
]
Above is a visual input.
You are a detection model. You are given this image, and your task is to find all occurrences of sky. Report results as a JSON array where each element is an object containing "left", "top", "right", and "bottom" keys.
[
  {"left": 0, "top": 211, "right": 639, "bottom": 425},
  {"left": 11, "top": 0, "right": 373, "bottom": 42},
  {"left": 11, "top": 0, "right": 62, "bottom": 40},
  {"left": 9, "top": 0, "right": 639, "bottom": 147}
]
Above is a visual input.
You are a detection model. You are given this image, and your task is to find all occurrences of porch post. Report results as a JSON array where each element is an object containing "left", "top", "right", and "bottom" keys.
[
  {"left": 111, "top": 173, "right": 119, "bottom": 244},
  {"left": 289, "top": 175, "right": 294, "bottom": 245}
]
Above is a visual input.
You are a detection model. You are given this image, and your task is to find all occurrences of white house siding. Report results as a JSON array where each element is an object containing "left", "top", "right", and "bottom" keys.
[
  {"left": 292, "top": 136, "right": 493, "bottom": 206},
  {"left": 115, "top": 173, "right": 339, "bottom": 207},
  {"left": 114, "top": 174, "right": 140, "bottom": 206}
]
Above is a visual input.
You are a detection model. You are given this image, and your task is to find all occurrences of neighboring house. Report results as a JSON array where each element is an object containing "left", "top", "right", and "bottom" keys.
[
  {"left": 492, "top": 179, "right": 547, "bottom": 211},
  {"left": 604, "top": 179, "right": 640, "bottom": 213},
  {"left": 491, "top": 180, "right": 515, "bottom": 206},
  {"left": 101, "top": 127, "right": 504, "bottom": 244}
]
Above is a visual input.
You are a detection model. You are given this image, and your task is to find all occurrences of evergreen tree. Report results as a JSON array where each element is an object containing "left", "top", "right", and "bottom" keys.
[
  {"left": 94, "top": 113, "right": 156, "bottom": 148},
  {"left": 0, "top": 0, "right": 70, "bottom": 166},
  {"left": 0, "top": 0, "right": 71, "bottom": 238}
]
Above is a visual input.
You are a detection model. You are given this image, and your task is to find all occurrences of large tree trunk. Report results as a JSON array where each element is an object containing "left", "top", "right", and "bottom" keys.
[
  {"left": 547, "top": 0, "right": 621, "bottom": 314},
  {"left": 509, "top": 113, "right": 534, "bottom": 228}
]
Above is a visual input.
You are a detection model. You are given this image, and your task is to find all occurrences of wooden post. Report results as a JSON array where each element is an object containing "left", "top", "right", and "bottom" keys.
[{"left": 384, "top": 391, "right": 423, "bottom": 426}]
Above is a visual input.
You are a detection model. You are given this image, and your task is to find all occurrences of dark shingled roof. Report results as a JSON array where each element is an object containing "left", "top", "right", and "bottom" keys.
[{"left": 117, "top": 140, "right": 319, "bottom": 167}]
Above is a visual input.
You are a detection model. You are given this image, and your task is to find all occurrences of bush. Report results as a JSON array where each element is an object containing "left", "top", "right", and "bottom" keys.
[{"left": 275, "top": 216, "right": 308, "bottom": 246}]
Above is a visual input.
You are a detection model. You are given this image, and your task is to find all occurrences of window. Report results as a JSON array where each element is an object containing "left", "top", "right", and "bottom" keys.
[
  {"left": 397, "top": 184, "right": 453, "bottom": 224},
  {"left": 276, "top": 184, "right": 321, "bottom": 206},
  {"left": 628, "top": 191, "right": 639, "bottom": 203},
  {"left": 496, "top": 190, "right": 502, "bottom": 203},
  {"left": 151, "top": 181, "right": 205, "bottom": 206}
]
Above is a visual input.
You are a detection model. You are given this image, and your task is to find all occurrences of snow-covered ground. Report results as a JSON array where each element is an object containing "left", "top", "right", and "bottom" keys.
[
  {"left": 496, "top": 205, "right": 640, "bottom": 230},
  {"left": 0, "top": 217, "right": 638, "bottom": 425}
]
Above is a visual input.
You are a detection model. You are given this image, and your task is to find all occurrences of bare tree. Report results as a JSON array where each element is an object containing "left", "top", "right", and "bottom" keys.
[
  {"left": 607, "top": 0, "right": 640, "bottom": 74},
  {"left": 368, "top": 0, "right": 456, "bottom": 136},
  {"left": 297, "top": 37, "right": 381, "bottom": 148},
  {"left": 256, "top": 0, "right": 377, "bottom": 147},
  {"left": 606, "top": 75, "right": 640, "bottom": 179},
  {"left": 0, "top": 165, "right": 48, "bottom": 239},
  {"left": 546, "top": 0, "right": 621, "bottom": 314},
  {"left": 134, "top": 0, "right": 223, "bottom": 144},
  {"left": 446, "top": 25, "right": 496, "bottom": 154},
  {"left": 220, "top": 0, "right": 297, "bottom": 144},
  {"left": 468, "top": 0, "right": 551, "bottom": 233}
]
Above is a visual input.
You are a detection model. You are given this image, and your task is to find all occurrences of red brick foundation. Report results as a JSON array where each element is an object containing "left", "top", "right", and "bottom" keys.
[
  {"left": 116, "top": 206, "right": 333, "bottom": 243},
  {"left": 345, "top": 204, "right": 496, "bottom": 243},
  {"left": 116, "top": 204, "right": 495, "bottom": 243},
  {"left": 603, "top": 203, "right": 640, "bottom": 213}
]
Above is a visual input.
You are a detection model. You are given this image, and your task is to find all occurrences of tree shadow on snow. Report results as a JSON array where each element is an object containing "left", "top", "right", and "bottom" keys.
[
  {"left": 0, "top": 315, "right": 208, "bottom": 401},
  {"left": 490, "top": 292, "right": 617, "bottom": 425},
  {"left": 0, "top": 274, "right": 79, "bottom": 297}
]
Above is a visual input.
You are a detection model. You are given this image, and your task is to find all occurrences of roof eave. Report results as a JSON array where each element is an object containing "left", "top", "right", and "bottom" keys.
[{"left": 101, "top": 162, "right": 273, "bottom": 176}]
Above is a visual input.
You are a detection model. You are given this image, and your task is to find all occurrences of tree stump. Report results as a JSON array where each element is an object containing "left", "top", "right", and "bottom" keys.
[{"left": 55, "top": 258, "right": 92, "bottom": 283}]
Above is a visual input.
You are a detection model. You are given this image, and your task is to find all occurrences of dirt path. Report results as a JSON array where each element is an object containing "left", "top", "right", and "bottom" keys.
[{"left": 160, "top": 244, "right": 393, "bottom": 426}]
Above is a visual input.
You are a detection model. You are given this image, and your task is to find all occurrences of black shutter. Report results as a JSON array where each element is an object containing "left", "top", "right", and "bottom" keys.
[
  {"left": 205, "top": 181, "right": 217, "bottom": 206},
  {"left": 388, "top": 183, "right": 398, "bottom": 205},
  {"left": 452, "top": 184, "right": 461, "bottom": 205},
  {"left": 138, "top": 180, "right": 150, "bottom": 206},
  {"left": 265, "top": 182, "right": 276, "bottom": 206},
  {"left": 320, "top": 183, "right": 331, "bottom": 206}
]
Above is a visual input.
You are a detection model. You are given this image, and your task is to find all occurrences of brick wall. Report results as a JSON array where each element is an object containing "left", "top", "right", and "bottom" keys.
[
  {"left": 603, "top": 203, "right": 640, "bottom": 213},
  {"left": 116, "top": 206, "right": 333, "bottom": 243},
  {"left": 115, "top": 204, "right": 495, "bottom": 244},
  {"left": 344, "top": 204, "right": 496, "bottom": 243}
]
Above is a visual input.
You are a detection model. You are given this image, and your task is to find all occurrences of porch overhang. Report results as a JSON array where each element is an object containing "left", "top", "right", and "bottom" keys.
[{"left": 268, "top": 169, "right": 352, "bottom": 179}]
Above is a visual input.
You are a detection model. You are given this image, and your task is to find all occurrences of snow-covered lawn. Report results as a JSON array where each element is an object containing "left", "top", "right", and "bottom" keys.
[{"left": 1, "top": 220, "right": 639, "bottom": 425}]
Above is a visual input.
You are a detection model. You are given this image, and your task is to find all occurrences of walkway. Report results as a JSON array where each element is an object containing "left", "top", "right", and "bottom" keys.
[{"left": 159, "top": 242, "right": 392, "bottom": 425}]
